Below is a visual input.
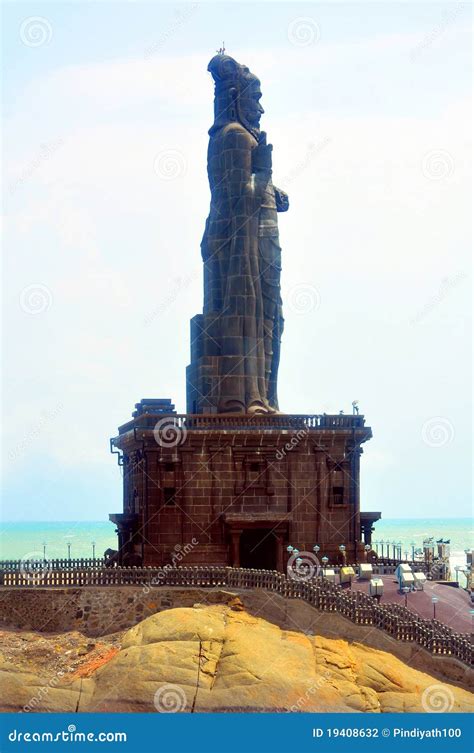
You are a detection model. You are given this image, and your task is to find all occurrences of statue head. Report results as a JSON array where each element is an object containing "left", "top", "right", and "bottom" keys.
[{"left": 207, "top": 54, "right": 263, "bottom": 137}]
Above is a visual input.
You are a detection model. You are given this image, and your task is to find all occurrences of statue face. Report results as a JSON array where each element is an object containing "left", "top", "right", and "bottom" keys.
[{"left": 239, "top": 82, "right": 264, "bottom": 129}]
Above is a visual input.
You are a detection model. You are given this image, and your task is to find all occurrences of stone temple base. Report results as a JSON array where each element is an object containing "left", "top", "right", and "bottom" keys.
[{"left": 109, "top": 399, "right": 379, "bottom": 570}]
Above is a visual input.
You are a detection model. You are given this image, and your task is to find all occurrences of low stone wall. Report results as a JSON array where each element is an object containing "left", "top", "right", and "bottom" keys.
[
  {"left": 0, "top": 586, "right": 232, "bottom": 636},
  {"left": 0, "top": 586, "right": 471, "bottom": 691}
]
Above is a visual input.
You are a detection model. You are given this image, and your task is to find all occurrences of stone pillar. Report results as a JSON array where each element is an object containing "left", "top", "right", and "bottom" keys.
[
  {"left": 362, "top": 522, "right": 374, "bottom": 545},
  {"left": 275, "top": 530, "right": 284, "bottom": 572},
  {"left": 230, "top": 530, "right": 242, "bottom": 567}
]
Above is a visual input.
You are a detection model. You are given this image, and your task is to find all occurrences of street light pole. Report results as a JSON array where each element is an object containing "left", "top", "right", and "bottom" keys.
[
  {"left": 67, "top": 542, "right": 71, "bottom": 561},
  {"left": 321, "top": 556, "right": 328, "bottom": 582},
  {"left": 42, "top": 541, "right": 47, "bottom": 561},
  {"left": 432, "top": 596, "right": 439, "bottom": 620},
  {"left": 402, "top": 586, "right": 410, "bottom": 608}
]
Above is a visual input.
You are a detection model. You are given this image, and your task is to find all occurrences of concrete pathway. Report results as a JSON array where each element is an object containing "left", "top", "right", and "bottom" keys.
[{"left": 347, "top": 575, "right": 473, "bottom": 633}]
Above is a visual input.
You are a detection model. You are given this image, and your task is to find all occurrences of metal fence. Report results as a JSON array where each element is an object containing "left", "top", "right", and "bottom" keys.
[
  {"left": 0, "top": 558, "right": 429, "bottom": 575},
  {"left": 0, "top": 565, "right": 471, "bottom": 667}
]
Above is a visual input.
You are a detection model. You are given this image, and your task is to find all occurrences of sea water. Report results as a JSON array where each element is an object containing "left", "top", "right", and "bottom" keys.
[{"left": 1, "top": 518, "right": 472, "bottom": 577}]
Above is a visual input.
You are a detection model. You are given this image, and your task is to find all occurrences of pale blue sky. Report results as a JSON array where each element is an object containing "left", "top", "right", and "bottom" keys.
[{"left": 2, "top": 1, "right": 472, "bottom": 523}]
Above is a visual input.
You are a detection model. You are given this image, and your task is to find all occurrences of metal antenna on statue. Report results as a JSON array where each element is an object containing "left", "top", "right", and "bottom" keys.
[{"left": 216, "top": 42, "right": 226, "bottom": 55}]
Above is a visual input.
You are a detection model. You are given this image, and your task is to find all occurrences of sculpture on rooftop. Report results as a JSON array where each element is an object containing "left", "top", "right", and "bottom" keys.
[{"left": 186, "top": 53, "right": 289, "bottom": 414}]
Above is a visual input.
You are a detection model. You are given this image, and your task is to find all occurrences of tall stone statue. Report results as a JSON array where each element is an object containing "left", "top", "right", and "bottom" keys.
[{"left": 186, "top": 53, "right": 288, "bottom": 414}]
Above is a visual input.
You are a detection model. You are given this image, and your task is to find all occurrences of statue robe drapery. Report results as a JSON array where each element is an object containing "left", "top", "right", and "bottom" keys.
[{"left": 200, "top": 121, "right": 284, "bottom": 413}]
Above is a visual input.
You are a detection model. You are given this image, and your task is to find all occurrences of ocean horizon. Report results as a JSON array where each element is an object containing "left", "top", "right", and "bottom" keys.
[{"left": 1, "top": 517, "right": 472, "bottom": 563}]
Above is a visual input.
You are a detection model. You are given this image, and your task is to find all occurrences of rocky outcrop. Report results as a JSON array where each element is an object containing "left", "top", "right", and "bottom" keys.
[{"left": 0, "top": 604, "right": 472, "bottom": 713}]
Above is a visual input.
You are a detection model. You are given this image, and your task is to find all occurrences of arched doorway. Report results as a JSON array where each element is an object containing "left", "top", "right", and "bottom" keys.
[{"left": 239, "top": 528, "right": 277, "bottom": 570}]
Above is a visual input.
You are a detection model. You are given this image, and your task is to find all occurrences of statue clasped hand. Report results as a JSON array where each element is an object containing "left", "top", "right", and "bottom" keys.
[{"left": 252, "top": 131, "right": 273, "bottom": 173}]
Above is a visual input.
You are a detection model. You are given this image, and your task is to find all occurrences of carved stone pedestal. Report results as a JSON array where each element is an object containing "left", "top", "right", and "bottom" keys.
[{"left": 109, "top": 400, "right": 377, "bottom": 570}]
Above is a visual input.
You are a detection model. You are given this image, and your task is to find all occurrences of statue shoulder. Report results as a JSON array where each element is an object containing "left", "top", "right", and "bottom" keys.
[{"left": 214, "top": 122, "right": 257, "bottom": 149}]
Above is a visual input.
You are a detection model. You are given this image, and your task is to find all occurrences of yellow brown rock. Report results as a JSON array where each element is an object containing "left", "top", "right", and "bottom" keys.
[{"left": 0, "top": 605, "right": 472, "bottom": 713}]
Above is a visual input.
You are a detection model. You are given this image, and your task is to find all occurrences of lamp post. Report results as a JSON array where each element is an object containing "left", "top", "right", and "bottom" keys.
[
  {"left": 410, "top": 542, "right": 416, "bottom": 561},
  {"left": 66, "top": 541, "right": 71, "bottom": 561},
  {"left": 397, "top": 542, "right": 402, "bottom": 561},
  {"left": 42, "top": 541, "right": 47, "bottom": 561},
  {"left": 339, "top": 544, "right": 346, "bottom": 566},
  {"left": 313, "top": 545, "right": 320, "bottom": 575},
  {"left": 286, "top": 545, "right": 294, "bottom": 575},
  {"left": 373, "top": 540, "right": 379, "bottom": 555},
  {"left": 391, "top": 541, "right": 397, "bottom": 560},
  {"left": 432, "top": 596, "right": 439, "bottom": 620},
  {"left": 402, "top": 586, "right": 410, "bottom": 608},
  {"left": 321, "top": 555, "right": 329, "bottom": 581},
  {"left": 466, "top": 565, "right": 472, "bottom": 591},
  {"left": 91, "top": 541, "right": 96, "bottom": 559}
]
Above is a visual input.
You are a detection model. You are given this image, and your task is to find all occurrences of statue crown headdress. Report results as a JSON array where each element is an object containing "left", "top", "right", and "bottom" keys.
[
  {"left": 207, "top": 53, "right": 261, "bottom": 137},
  {"left": 207, "top": 54, "right": 260, "bottom": 94}
]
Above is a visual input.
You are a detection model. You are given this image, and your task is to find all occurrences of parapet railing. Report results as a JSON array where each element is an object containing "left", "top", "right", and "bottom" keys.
[
  {"left": 0, "top": 558, "right": 105, "bottom": 571},
  {"left": 118, "top": 412, "right": 367, "bottom": 434},
  {"left": 0, "top": 565, "right": 471, "bottom": 667},
  {"left": 0, "top": 558, "right": 430, "bottom": 576}
]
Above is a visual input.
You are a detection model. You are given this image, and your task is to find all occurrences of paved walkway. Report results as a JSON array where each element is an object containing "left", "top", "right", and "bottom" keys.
[{"left": 347, "top": 575, "right": 473, "bottom": 633}]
